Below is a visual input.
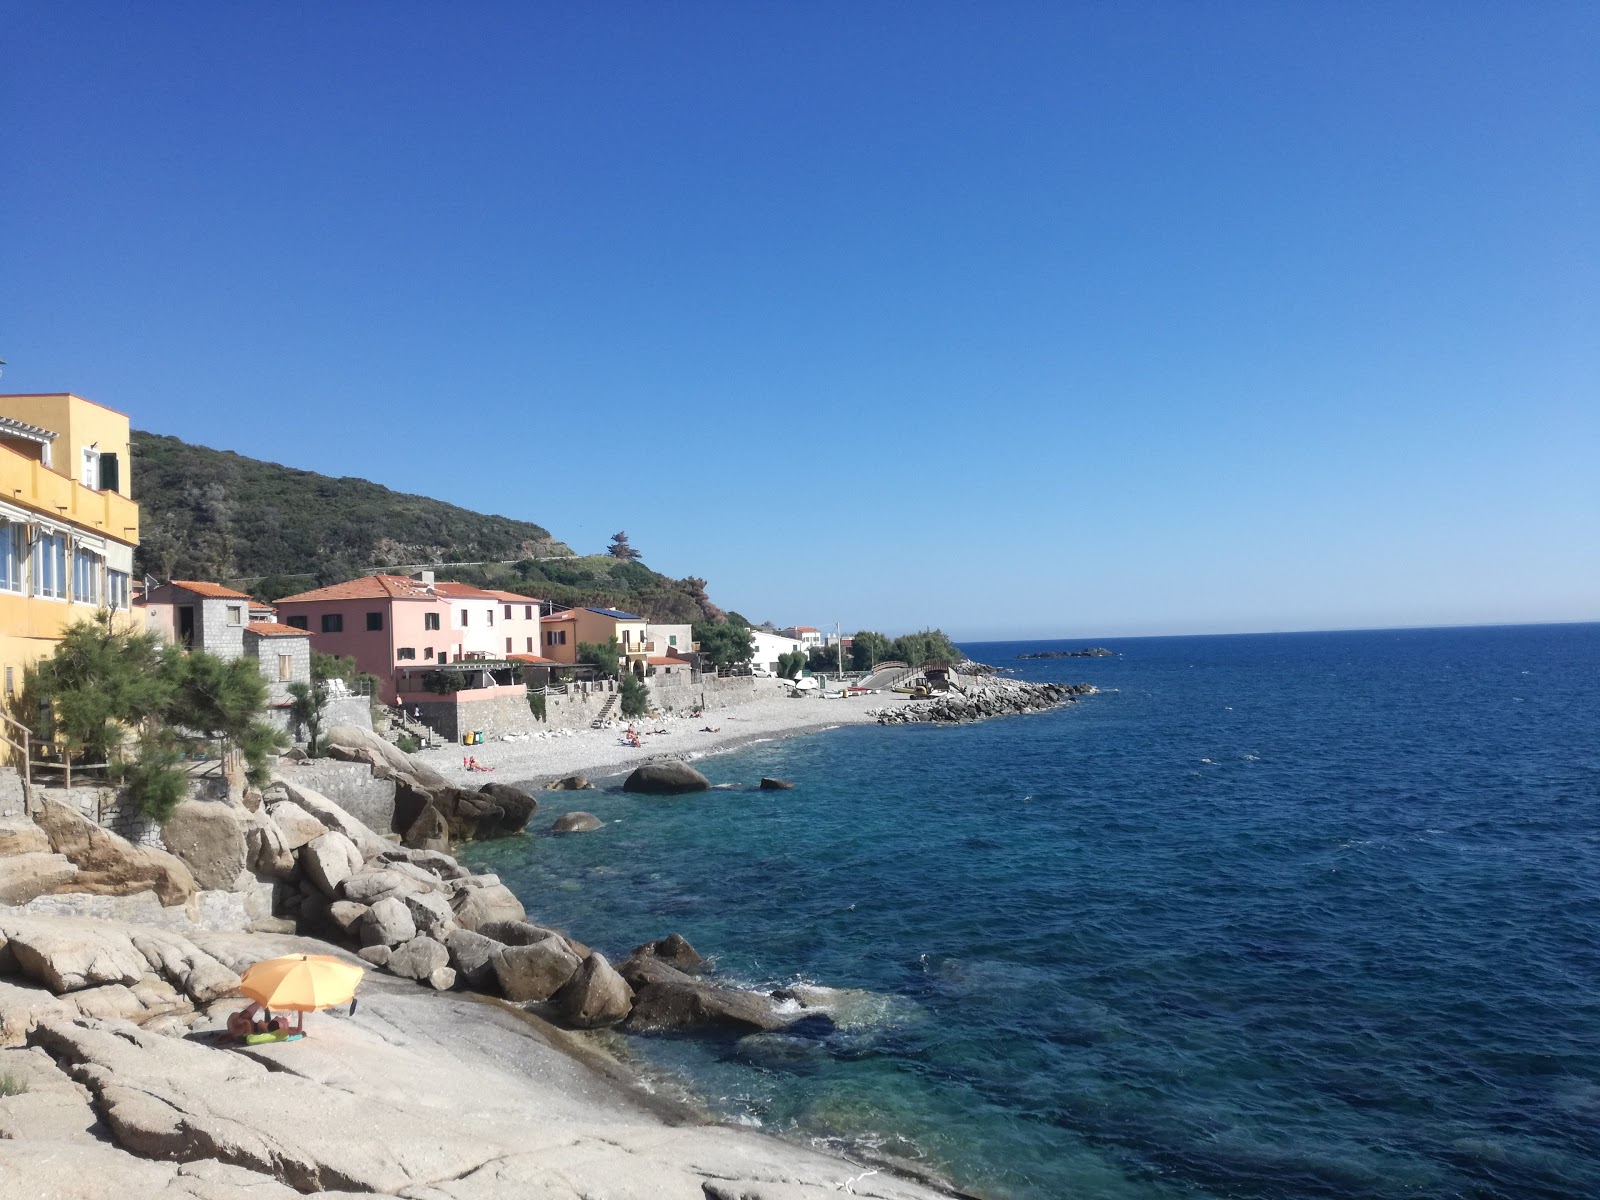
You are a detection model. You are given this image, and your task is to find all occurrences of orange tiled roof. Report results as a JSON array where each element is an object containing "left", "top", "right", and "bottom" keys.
[
  {"left": 646, "top": 656, "right": 682, "bottom": 666},
  {"left": 170, "top": 580, "right": 254, "bottom": 600},
  {"left": 274, "top": 575, "right": 436, "bottom": 604},
  {"left": 507, "top": 653, "right": 560, "bottom": 664},
  {"left": 485, "top": 589, "right": 543, "bottom": 605},
  {"left": 433, "top": 581, "right": 499, "bottom": 600},
  {"left": 545, "top": 609, "right": 578, "bottom": 622},
  {"left": 245, "top": 621, "right": 310, "bottom": 638}
]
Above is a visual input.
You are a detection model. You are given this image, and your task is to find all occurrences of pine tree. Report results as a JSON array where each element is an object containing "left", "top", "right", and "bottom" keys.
[{"left": 606, "top": 531, "right": 642, "bottom": 561}]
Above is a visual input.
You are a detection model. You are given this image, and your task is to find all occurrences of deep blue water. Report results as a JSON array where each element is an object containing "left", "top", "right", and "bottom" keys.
[{"left": 464, "top": 624, "right": 1600, "bottom": 1200}]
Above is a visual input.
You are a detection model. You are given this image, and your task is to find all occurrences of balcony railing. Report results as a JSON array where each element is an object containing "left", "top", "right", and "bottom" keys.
[
  {"left": 621, "top": 640, "right": 656, "bottom": 656},
  {"left": 0, "top": 443, "right": 140, "bottom": 543}
]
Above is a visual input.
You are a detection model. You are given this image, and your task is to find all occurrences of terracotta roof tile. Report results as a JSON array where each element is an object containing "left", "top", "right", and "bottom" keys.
[
  {"left": 433, "top": 582, "right": 500, "bottom": 600},
  {"left": 170, "top": 580, "right": 254, "bottom": 600},
  {"left": 274, "top": 574, "right": 434, "bottom": 604},
  {"left": 486, "top": 589, "right": 543, "bottom": 604},
  {"left": 646, "top": 656, "right": 682, "bottom": 666},
  {"left": 507, "top": 653, "right": 560, "bottom": 664},
  {"left": 245, "top": 621, "right": 311, "bottom": 638}
]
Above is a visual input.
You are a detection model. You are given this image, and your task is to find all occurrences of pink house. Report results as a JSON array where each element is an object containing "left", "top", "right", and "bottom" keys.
[{"left": 272, "top": 573, "right": 542, "bottom": 706}]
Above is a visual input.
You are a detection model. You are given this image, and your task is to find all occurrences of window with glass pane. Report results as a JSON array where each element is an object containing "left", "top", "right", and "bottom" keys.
[
  {"left": 32, "top": 533, "right": 66, "bottom": 599},
  {"left": 0, "top": 524, "right": 20, "bottom": 593},
  {"left": 72, "top": 547, "right": 102, "bottom": 604},
  {"left": 107, "top": 570, "right": 130, "bottom": 610}
]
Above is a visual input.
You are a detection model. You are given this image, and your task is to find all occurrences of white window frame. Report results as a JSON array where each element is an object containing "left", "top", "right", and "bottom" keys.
[
  {"left": 71, "top": 545, "right": 102, "bottom": 605},
  {"left": 0, "top": 522, "right": 22, "bottom": 594},
  {"left": 31, "top": 531, "right": 67, "bottom": 600}
]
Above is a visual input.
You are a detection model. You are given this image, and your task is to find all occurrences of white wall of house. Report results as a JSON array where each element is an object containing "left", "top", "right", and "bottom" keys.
[{"left": 749, "top": 630, "right": 804, "bottom": 673}]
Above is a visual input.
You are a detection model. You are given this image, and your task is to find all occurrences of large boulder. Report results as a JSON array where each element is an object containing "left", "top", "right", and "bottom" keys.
[
  {"left": 444, "top": 927, "right": 499, "bottom": 992},
  {"left": 324, "top": 724, "right": 450, "bottom": 789},
  {"left": 624, "top": 973, "right": 791, "bottom": 1034},
  {"left": 270, "top": 778, "right": 388, "bottom": 857},
  {"left": 449, "top": 883, "right": 526, "bottom": 932},
  {"left": 401, "top": 802, "right": 450, "bottom": 853},
  {"left": 490, "top": 936, "right": 581, "bottom": 1002},
  {"left": 301, "top": 831, "right": 362, "bottom": 898},
  {"left": 360, "top": 896, "right": 416, "bottom": 948},
  {"left": 387, "top": 935, "right": 449, "bottom": 981},
  {"left": 264, "top": 800, "right": 327, "bottom": 851},
  {"left": 474, "top": 782, "right": 538, "bottom": 835},
  {"left": 622, "top": 761, "right": 711, "bottom": 795},
  {"left": 240, "top": 810, "right": 296, "bottom": 879},
  {"left": 478, "top": 921, "right": 589, "bottom": 957},
  {"left": 759, "top": 777, "right": 796, "bottom": 790},
  {"left": 629, "top": 933, "right": 706, "bottom": 975},
  {"left": 32, "top": 799, "right": 196, "bottom": 907},
  {"left": 0, "top": 853, "right": 79, "bottom": 905},
  {"left": 0, "top": 814, "right": 49, "bottom": 857},
  {"left": 326, "top": 900, "right": 369, "bottom": 936},
  {"left": 550, "top": 811, "right": 602, "bottom": 833},
  {"left": 159, "top": 802, "right": 248, "bottom": 891},
  {"left": 399, "top": 889, "right": 454, "bottom": 939},
  {"left": 0, "top": 916, "right": 149, "bottom": 993},
  {"left": 551, "top": 951, "right": 633, "bottom": 1029},
  {"left": 341, "top": 869, "right": 426, "bottom": 905}
]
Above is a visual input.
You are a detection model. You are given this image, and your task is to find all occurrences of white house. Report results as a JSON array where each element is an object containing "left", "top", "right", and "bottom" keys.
[
  {"left": 781, "top": 625, "right": 823, "bottom": 650},
  {"left": 749, "top": 629, "right": 804, "bottom": 674}
]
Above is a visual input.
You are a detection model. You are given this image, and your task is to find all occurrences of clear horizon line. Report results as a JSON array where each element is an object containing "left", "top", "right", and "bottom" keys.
[{"left": 953, "top": 618, "right": 1600, "bottom": 644}]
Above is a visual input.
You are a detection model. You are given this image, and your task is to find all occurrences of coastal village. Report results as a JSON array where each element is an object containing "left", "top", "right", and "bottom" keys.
[{"left": 0, "top": 389, "right": 1082, "bottom": 1199}]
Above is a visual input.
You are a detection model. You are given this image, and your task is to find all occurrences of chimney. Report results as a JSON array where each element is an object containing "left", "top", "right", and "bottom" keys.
[{"left": 415, "top": 569, "right": 435, "bottom": 587}]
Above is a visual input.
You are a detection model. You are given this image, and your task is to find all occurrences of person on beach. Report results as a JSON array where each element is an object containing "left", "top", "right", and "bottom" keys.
[{"left": 624, "top": 724, "right": 643, "bottom": 748}]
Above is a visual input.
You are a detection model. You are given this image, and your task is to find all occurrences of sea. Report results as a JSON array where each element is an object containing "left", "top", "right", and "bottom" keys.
[{"left": 462, "top": 624, "right": 1600, "bottom": 1200}]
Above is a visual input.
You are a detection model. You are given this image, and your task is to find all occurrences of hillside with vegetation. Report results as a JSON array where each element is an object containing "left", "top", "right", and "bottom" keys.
[{"left": 129, "top": 431, "right": 725, "bottom": 622}]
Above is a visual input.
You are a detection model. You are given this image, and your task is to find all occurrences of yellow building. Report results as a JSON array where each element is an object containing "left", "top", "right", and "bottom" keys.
[{"left": 0, "top": 393, "right": 141, "bottom": 701}]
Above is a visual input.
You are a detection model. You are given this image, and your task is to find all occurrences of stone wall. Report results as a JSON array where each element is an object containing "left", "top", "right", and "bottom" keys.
[
  {"left": 0, "top": 767, "right": 25, "bottom": 818},
  {"left": 649, "top": 671, "right": 760, "bottom": 713},
  {"left": 323, "top": 696, "right": 375, "bottom": 732},
  {"left": 410, "top": 693, "right": 542, "bottom": 743},
  {"left": 532, "top": 682, "right": 621, "bottom": 731},
  {"left": 277, "top": 759, "right": 397, "bottom": 834}
]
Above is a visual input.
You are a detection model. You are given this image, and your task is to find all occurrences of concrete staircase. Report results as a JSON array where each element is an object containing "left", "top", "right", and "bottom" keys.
[
  {"left": 382, "top": 707, "right": 445, "bottom": 750},
  {"left": 590, "top": 694, "right": 619, "bottom": 729}
]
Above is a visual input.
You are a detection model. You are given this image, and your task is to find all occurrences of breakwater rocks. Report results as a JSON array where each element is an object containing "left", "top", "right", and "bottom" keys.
[
  {"left": 1017, "top": 646, "right": 1114, "bottom": 659},
  {"left": 871, "top": 678, "right": 1096, "bottom": 724}
]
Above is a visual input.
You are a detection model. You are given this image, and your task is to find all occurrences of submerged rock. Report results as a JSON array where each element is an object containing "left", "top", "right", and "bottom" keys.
[
  {"left": 550, "top": 812, "right": 602, "bottom": 833},
  {"left": 547, "top": 775, "right": 595, "bottom": 791},
  {"left": 758, "top": 778, "right": 795, "bottom": 790}
]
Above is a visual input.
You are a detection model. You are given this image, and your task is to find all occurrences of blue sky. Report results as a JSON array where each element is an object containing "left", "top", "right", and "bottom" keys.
[{"left": 4, "top": 3, "right": 1595, "bottom": 638}]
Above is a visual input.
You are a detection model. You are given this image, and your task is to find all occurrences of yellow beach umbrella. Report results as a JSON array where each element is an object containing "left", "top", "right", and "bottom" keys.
[{"left": 239, "top": 954, "right": 365, "bottom": 1014}]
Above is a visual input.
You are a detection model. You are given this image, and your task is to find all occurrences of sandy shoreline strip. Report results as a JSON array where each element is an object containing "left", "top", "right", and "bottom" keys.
[{"left": 411, "top": 681, "right": 921, "bottom": 790}]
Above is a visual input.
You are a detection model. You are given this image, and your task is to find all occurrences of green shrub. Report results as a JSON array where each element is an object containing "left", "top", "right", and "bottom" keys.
[
  {"left": 577, "top": 640, "right": 621, "bottom": 678},
  {"left": 528, "top": 693, "right": 547, "bottom": 722},
  {"left": 619, "top": 671, "right": 650, "bottom": 718},
  {"left": 113, "top": 743, "right": 189, "bottom": 823},
  {"left": 0, "top": 1073, "right": 28, "bottom": 1097},
  {"left": 395, "top": 732, "right": 421, "bottom": 753}
]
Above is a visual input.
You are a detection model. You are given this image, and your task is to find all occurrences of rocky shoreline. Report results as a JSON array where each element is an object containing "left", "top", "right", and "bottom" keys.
[
  {"left": 870, "top": 676, "right": 1097, "bottom": 724},
  {"left": 0, "top": 721, "right": 965, "bottom": 1199}
]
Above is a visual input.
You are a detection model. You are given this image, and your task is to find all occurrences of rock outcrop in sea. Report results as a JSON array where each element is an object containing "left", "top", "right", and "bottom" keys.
[{"left": 870, "top": 676, "right": 1096, "bottom": 724}]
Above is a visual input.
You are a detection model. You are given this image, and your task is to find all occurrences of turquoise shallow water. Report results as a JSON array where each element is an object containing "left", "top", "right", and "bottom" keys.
[{"left": 464, "top": 624, "right": 1600, "bottom": 1200}]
